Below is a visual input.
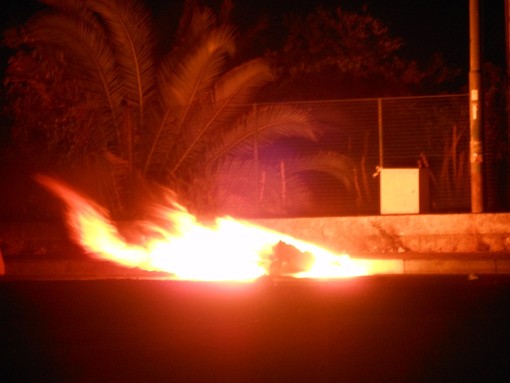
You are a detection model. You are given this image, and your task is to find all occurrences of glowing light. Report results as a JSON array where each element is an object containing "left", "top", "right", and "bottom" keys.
[{"left": 36, "top": 175, "right": 374, "bottom": 282}]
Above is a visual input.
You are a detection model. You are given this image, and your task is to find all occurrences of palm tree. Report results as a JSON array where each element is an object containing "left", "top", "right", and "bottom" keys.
[{"left": 4, "top": 0, "right": 354, "bottom": 218}]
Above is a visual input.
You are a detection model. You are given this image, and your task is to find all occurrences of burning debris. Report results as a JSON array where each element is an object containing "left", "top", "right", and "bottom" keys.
[
  {"left": 269, "top": 241, "right": 314, "bottom": 277},
  {"left": 35, "top": 175, "right": 366, "bottom": 281}
]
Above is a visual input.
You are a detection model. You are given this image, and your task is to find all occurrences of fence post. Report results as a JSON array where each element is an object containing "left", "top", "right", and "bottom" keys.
[
  {"left": 280, "top": 160, "right": 287, "bottom": 212},
  {"left": 253, "top": 104, "right": 260, "bottom": 214},
  {"left": 378, "top": 98, "right": 384, "bottom": 168}
]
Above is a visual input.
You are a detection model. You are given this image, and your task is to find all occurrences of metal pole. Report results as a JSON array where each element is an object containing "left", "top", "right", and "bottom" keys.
[
  {"left": 506, "top": 0, "right": 510, "bottom": 78},
  {"left": 469, "top": 0, "right": 484, "bottom": 212},
  {"left": 377, "top": 98, "right": 383, "bottom": 168},
  {"left": 505, "top": 0, "right": 510, "bottom": 210}
]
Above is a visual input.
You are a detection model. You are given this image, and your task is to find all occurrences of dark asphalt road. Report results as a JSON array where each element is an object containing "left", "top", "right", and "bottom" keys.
[{"left": 2, "top": 275, "right": 510, "bottom": 382}]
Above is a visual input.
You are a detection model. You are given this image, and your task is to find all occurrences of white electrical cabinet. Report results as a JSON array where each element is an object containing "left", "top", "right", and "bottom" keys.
[{"left": 380, "top": 168, "right": 429, "bottom": 214}]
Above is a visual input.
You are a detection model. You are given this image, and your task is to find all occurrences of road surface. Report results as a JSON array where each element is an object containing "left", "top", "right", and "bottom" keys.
[{"left": 1, "top": 275, "right": 510, "bottom": 382}]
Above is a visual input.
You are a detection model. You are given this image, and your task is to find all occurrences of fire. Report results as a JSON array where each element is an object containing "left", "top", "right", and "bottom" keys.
[{"left": 37, "top": 175, "right": 369, "bottom": 281}]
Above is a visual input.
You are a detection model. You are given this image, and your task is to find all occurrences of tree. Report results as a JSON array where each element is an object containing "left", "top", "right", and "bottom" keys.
[
  {"left": 265, "top": 5, "right": 461, "bottom": 100},
  {"left": 3, "top": 0, "right": 354, "bottom": 218}
]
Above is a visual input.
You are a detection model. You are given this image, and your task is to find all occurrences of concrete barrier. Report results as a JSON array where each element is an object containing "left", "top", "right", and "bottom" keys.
[
  {"left": 254, "top": 212, "right": 510, "bottom": 255},
  {"left": 4, "top": 213, "right": 510, "bottom": 257},
  {"left": 1, "top": 213, "right": 510, "bottom": 279}
]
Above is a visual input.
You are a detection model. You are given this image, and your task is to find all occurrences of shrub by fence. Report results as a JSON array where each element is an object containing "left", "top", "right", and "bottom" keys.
[{"left": 243, "top": 94, "right": 477, "bottom": 217}]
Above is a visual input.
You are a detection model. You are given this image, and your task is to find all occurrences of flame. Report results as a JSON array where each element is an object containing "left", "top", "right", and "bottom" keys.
[{"left": 37, "top": 175, "right": 370, "bottom": 281}]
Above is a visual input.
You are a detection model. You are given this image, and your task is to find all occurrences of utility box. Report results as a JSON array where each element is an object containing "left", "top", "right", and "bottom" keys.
[{"left": 380, "top": 168, "right": 429, "bottom": 214}]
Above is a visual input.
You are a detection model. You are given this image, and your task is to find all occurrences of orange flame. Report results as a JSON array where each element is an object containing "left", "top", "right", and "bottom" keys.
[{"left": 37, "top": 175, "right": 371, "bottom": 281}]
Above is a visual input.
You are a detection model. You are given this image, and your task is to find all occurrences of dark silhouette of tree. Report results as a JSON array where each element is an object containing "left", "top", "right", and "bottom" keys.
[
  {"left": 2, "top": 0, "right": 353, "bottom": 218},
  {"left": 265, "top": 5, "right": 461, "bottom": 100},
  {"left": 483, "top": 63, "right": 509, "bottom": 211}
]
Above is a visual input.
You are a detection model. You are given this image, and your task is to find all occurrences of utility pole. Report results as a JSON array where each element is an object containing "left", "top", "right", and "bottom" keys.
[
  {"left": 469, "top": 0, "right": 484, "bottom": 212},
  {"left": 505, "top": 0, "right": 510, "bottom": 211},
  {"left": 507, "top": 0, "right": 510, "bottom": 78}
]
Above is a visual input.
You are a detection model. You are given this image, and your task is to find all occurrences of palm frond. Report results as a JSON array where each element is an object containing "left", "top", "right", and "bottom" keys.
[
  {"left": 165, "top": 58, "right": 274, "bottom": 175},
  {"left": 215, "top": 58, "right": 274, "bottom": 105},
  {"left": 139, "top": 101, "right": 177, "bottom": 176},
  {"left": 206, "top": 58, "right": 274, "bottom": 128},
  {"left": 158, "top": 2, "right": 217, "bottom": 83},
  {"left": 206, "top": 104, "right": 320, "bottom": 164},
  {"left": 174, "top": 1, "right": 217, "bottom": 49},
  {"left": 282, "top": 151, "right": 355, "bottom": 189},
  {"left": 166, "top": 25, "right": 236, "bottom": 108},
  {"left": 149, "top": 25, "right": 236, "bottom": 175},
  {"left": 84, "top": 0, "right": 156, "bottom": 124},
  {"left": 99, "top": 150, "right": 132, "bottom": 218},
  {"left": 219, "top": 0, "right": 235, "bottom": 25},
  {"left": 23, "top": 10, "right": 125, "bottom": 149}
]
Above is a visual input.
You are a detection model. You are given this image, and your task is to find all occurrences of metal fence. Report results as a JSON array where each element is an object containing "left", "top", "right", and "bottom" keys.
[{"left": 235, "top": 94, "right": 481, "bottom": 217}]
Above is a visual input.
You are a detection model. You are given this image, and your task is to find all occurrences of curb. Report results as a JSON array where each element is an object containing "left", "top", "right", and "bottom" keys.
[{"left": 2, "top": 254, "right": 510, "bottom": 280}]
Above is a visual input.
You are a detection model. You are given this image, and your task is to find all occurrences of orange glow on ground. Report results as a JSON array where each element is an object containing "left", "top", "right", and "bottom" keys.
[{"left": 36, "top": 175, "right": 384, "bottom": 282}]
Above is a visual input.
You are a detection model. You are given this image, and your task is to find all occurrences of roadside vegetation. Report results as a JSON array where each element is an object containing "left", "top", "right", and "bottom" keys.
[{"left": 1, "top": 0, "right": 467, "bottom": 220}]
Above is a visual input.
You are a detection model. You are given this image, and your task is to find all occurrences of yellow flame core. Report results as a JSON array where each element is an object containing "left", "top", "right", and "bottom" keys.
[{"left": 37, "top": 176, "right": 369, "bottom": 281}]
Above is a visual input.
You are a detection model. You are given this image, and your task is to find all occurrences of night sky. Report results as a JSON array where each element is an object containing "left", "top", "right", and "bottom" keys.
[{"left": 0, "top": 0, "right": 507, "bottom": 86}]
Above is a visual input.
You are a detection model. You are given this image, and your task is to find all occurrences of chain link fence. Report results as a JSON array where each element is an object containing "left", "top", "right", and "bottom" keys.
[{"left": 229, "top": 93, "right": 507, "bottom": 217}]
